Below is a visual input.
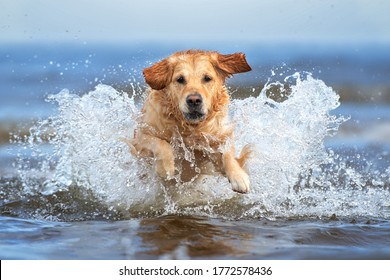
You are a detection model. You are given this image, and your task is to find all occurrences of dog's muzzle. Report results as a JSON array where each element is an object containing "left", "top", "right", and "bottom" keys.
[{"left": 184, "top": 93, "right": 205, "bottom": 123}]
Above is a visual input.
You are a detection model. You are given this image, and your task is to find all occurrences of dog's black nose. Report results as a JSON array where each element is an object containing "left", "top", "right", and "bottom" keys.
[{"left": 186, "top": 93, "right": 203, "bottom": 108}]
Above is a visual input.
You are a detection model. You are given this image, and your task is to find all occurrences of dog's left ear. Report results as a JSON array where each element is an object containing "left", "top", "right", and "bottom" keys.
[
  {"left": 143, "top": 59, "right": 173, "bottom": 90},
  {"left": 215, "top": 52, "right": 252, "bottom": 77}
]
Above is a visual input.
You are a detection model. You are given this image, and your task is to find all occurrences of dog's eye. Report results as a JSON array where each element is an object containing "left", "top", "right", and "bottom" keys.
[
  {"left": 203, "top": 75, "right": 212, "bottom": 82},
  {"left": 176, "top": 76, "right": 186, "bottom": 84}
]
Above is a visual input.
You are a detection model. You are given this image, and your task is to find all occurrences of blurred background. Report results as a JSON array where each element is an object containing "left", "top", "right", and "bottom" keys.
[{"left": 1, "top": 0, "right": 389, "bottom": 157}]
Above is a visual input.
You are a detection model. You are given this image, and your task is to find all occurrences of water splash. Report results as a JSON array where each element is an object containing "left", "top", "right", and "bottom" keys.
[{"left": 12, "top": 74, "right": 390, "bottom": 220}]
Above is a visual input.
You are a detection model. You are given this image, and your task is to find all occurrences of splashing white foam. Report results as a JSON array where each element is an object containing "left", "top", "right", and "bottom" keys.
[{"left": 18, "top": 74, "right": 390, "bottom": 219}]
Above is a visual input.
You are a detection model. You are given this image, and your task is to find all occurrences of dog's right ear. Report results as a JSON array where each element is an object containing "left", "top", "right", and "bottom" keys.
[{"left": 143, "top": 59, "right": 172, "bottom": 90}]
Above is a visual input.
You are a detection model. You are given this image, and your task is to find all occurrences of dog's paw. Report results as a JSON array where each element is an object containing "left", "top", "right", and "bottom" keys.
[
  {"left": 228, "top": 169, "right": 250, "bottom": 194},
  {"left": 155, "top": 157, "right": 175, "bottom": 178}
]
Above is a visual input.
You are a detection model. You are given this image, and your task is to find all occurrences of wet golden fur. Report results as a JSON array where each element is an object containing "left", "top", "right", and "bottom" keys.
[{"left": 124, "top": 50, "right": 252, "bottom": 193}]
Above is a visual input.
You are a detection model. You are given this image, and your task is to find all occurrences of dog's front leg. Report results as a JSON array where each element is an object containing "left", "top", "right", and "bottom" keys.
[
  {"left": 223, "top": 147, "right": 250, "bottom": 193},
  {"left": 134, "top": 133, "right": 175, "bottom": 178},
  {"left": 154, "top": 139, "right": 175, "bottom": 178}
]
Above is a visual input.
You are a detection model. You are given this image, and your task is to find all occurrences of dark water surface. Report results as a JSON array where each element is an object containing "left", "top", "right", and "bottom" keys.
[
  {"left": 2, "top": 215, "right": 390, "bottom": 260},
  {"left": 0, "top": 43, "right": 389, "bottom": 259}
]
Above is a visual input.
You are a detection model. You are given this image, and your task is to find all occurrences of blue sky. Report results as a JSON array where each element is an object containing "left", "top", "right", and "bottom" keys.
[{"left": 1, "top": 0, "right": 389, "bottom": 43}]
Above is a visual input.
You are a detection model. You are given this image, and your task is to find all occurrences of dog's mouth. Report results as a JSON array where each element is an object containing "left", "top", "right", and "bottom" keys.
[{"left": 183, "top": 110, "right": 206, "bottom": 123}]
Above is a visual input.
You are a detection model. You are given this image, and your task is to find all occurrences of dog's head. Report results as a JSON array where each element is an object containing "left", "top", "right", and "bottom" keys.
[{"left": 143, "top": 50, "right": 251, "bottom": 124}]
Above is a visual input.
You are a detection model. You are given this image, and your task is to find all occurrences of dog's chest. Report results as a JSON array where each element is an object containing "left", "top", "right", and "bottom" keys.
[{"left": 173, "top": 130, "right": 223, "bottom": 154}]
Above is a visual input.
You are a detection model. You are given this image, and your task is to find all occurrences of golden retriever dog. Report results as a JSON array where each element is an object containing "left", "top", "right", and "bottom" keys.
[{"left": 124, "top": 50, "right": 252, "bottom": 193}]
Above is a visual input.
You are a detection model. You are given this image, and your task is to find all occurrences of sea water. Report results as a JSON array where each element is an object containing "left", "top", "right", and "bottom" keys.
[
  {"left": 8, "top": 73, "right": 389, "bottom": 221},
  {"left": 1, "top": 43, "right": 389, "bottom": 259}
]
